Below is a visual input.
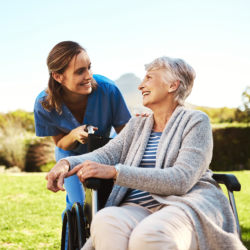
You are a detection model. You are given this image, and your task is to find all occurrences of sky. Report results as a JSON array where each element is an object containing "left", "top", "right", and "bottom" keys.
[{"left": 0, "top": 0, "right": 250, "bottom": 112}]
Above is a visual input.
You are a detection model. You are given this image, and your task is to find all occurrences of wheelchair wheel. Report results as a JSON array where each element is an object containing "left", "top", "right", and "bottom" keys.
[
  {"left": 71, "top": 202, "right": 86, "bottom": 249},
  {"left": 61, "top": 210, "right": 74, "bottom": 250}
]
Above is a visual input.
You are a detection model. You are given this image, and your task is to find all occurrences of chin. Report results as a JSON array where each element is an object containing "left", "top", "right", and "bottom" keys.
[
  {"left": 80, "top": 87, "right": 92, "bottom": 95},
  {"left": 142, "top": 100, "right": 149, "bottom": 107}
]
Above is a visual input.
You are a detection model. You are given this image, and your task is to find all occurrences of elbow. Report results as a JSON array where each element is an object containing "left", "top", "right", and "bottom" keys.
[{"left": 173, "top": 182, "right": 191, "bottom": 196}]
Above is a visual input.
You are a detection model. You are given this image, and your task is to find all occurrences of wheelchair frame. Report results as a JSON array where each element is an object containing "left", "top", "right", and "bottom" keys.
[{"left": 61, "top": 129, "right": 242, "bottom": 250}]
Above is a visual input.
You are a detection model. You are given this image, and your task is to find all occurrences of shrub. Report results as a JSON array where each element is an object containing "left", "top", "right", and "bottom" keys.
[
  {"left": 0, "top": 110, "right": 35, "bottom": 132},
  {"left": 0, "top": 118, "right": 30, "bottom": 170},
  {"left": 196, "top": 106, "right": 236, "bottom": 123},
  {"left": 210, "top": 127, "right": 250, "bottom": 171},
  {"left": 25, "top": 137, "right": 55, "bottom": 172}
]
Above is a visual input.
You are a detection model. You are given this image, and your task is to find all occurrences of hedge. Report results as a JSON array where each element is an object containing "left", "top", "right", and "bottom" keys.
[{"left": 210, "top": 127, "right": 250, "bottom": 171}]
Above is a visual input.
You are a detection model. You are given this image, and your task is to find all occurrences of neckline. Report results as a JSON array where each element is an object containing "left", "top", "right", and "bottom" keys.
[
  {"left": 152, "top": 130, "right": 163, "bottom": 136},
  {"left": 62, "top": 91, "right": 94, "bottom": 127}
]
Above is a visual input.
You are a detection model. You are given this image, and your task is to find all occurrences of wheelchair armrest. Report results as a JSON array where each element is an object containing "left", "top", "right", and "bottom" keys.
[
  {"left": 212, "top": 173, "right": 241, "bottom": 192},
  {"left": 84, "top": 178, "right": 101, "bottom": 190}
]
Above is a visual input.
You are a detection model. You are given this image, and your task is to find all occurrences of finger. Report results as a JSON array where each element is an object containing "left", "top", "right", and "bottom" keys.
[
  {"left": 145, "top": 113, "right": 150, "bottom": 117},
  {"left": 135, "top": 113, "right": 140, "bottom": 116},
  {"left": 141, "top": 112, "right": 145, "bottom": 117},
  {"left": 66, "top": 164, "right": 83, "bottom": 178},
  {"left": 45, "top": 173, "right": 49, "bottom": 180},
  {"left": 57, "top": 173, "right": 65, "bottom": 191},
  {"left": 93, "top": 127, "right": 98, "bottom": 131},
  {"left": 47, "top": 176, "right": 59, "bottom": 193}
]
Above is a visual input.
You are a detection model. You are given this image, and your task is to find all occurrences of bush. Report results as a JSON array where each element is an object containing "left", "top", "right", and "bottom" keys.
[
  {"left": 196, "top": 106, "right": 237, "bottom": 123},
  {"left": 0, "top": 110, "right": 35, "bottom": 132},
  {"left": 0, "top": 118, "right": 30, "bottom": 170},
  {"left": 39, "top": 161, "right": 57, "bottom": 172},
  {"left": 25, "top": 137, "right": 55, "bottom": 172},
  {"left": 210, "top": 127, "right": 250, "bottom": 171}
]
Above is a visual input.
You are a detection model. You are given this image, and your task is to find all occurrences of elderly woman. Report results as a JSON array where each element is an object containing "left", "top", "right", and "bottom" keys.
[{"left": 46, "top": 57, "right": 246, "bottom": 250}]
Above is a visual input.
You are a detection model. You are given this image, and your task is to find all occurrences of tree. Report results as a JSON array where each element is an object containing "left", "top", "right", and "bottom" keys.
[{"left": 235, "top": 86, "right": 250, "bottom": 123}]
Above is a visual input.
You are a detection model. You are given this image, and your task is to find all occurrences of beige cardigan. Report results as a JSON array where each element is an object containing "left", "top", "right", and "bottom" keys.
[{"left": 65, "top": 106, "right": 246, "bottom": 250}]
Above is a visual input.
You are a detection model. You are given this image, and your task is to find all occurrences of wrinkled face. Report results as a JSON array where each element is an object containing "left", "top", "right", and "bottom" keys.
[
  {"left": 60, "top": 50, "right": 93, "bottom": 95},
  {"left": 138, "top": 69, "right": 170, "bottom": 109}
]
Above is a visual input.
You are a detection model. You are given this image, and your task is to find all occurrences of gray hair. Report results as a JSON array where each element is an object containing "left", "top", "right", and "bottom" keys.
[{"left": 145, "top": 56, "right": 196, "bottom": 105}]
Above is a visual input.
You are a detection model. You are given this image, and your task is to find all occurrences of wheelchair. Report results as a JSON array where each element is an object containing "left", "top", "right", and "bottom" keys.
[{"left": 61, "top": 126, "right": 242, "bottom": 250}]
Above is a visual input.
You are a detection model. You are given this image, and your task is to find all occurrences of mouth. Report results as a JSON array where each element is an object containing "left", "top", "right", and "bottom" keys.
[
  {"left": 79, "top": 82, "right": 91, "bottom": 88},
  {"left": 142, "top": 91, "right": 151, "bottom": 98}
]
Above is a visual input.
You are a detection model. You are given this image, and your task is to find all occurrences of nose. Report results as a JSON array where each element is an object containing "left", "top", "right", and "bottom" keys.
[
  {"left": 138, "top": 81, "right": 145, "bottom": 90},
  {"left": 85, "top": 69, "right": 92, "bottom": 80}
]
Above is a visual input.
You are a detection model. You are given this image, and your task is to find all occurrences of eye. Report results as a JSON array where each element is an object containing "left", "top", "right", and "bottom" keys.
[
  {"left": 88, "top": 65, "right": 92, "bottom": 70},
  {"left": 77, "top": 69, "right": 84, "bottom": 75}
]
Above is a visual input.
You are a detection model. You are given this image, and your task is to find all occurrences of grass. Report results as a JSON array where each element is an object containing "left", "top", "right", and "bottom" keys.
[
  {"left": 0, "top": 173, "right": 65, "bottom": 250},
  {"left": 0, "top": 171, "right": 249, "bottom": 249}
]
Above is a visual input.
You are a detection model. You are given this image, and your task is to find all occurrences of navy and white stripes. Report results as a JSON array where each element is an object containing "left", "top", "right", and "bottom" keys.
[{"left": 122, "top": 131, "right": 162, "bottom": 211}]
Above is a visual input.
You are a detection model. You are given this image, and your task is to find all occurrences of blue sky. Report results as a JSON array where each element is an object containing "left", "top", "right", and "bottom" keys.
[{"left": 0, "top": 0, "right": 250, "bottom": 112}]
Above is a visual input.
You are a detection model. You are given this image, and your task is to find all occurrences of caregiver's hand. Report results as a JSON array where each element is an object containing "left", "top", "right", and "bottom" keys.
[
  {"left": 71, "top": 125, "right": 98, "bottom": 144},
  {"left": 45, "top": 160, "right": 70, "bottom": 192},
  {"left": 66, "top": 160, "right": 116, "bottom": 183},
  {"left": 136, "top": 112, "right": 151, "bottom": 117}
]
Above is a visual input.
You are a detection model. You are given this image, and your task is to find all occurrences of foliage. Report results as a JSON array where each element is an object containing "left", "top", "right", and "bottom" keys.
[
  {"left": 39, "top": 161, "right": 57, "bottom": 173},
  {"left": 0, "top": 172, "right": 249, "bottom": 249},
  {"left": 0, "top": 110, "right": 35, "bottom": 132},
  {"left": 210, "top": 127, "right": 250, "bottom": 171},
  {"left": 196, "top": 106, "right": 237, "bottom": 123},
  {"left": 235, "top": 87, "right": 250, "bottom": 123},
  {"left": 25, "top": 138, "right": 55, "bottom": 172},
  {"left": 0, "top": 119, "right": 31, "bottom": 170},
  {"left": 0, "top": 112, "right": 55, "bottom": 171},
  {"left": 211, "top": 123, "right": 250, "bottom": 129}
]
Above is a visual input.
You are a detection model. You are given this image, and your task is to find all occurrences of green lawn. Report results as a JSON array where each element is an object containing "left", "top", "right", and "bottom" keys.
[{"left": 0, "top": 172, "right": 249, "bottom": 249}]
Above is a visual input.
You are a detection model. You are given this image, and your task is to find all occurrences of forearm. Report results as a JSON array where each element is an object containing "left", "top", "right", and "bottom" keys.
[
  {"left": 64, "top": 125, "right": 129, "bottom": 170},
  {"left": 115, "top": 163, "right": 204, "bottom": 196},
  {"left": 55, "top": 131, "right": 79, "bottom": 151}
]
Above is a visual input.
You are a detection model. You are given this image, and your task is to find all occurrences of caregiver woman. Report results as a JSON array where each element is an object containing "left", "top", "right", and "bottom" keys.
[{"left": 34, "top": 41, "right": 131, "bottom": 219}]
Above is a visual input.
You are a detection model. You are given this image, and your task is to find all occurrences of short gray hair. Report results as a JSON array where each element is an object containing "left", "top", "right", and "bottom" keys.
[{"left": 145, "top": 56, "right": 196, "bottom": 105}]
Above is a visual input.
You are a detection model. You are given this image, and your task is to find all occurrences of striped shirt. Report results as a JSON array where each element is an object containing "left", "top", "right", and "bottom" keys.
[{"left": 122, "top": 130, "right": 162, "bottom": 211}]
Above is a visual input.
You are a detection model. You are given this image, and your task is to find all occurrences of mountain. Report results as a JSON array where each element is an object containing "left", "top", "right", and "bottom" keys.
[{"left": 114, "top": 73, "right": 197, "bottom": 115}]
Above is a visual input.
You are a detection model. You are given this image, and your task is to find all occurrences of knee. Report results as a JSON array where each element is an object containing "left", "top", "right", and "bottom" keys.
[
  {"left": 129, "top": 223, "right": 177, "bottom": 250},
  {"left": 91, "top": 207, "right": 122, "bottom": 235}
]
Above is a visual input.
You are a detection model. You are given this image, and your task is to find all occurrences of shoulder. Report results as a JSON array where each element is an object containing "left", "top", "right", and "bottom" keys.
[
  {"left": 183, "top": 108, "right": 210, "bottom": 124},
  {"left": 126, "top": 116, "right": 148, "bottom": 128},
  {"left": 93, "top": 74, "right": 117, "bottom": 88},
  {"left": 34, "top": 90, "right": 47, "bottom": 111},
  {"left": 35, "top": 89, "right": 47, "bottom": 102},
  {"left": 93, "top": 74, "right": 120, "bottom": 92},
  {"left": 182, "top": 108, "right": 212, "bottom": 135}
]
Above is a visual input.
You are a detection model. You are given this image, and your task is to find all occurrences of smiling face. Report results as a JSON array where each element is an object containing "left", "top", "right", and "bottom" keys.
[
  {"left": 54, "top": 50, "right": 93, "bottom": 96},
  {"left": 138, "top": 69, "right": 170, "bottom": 109}
]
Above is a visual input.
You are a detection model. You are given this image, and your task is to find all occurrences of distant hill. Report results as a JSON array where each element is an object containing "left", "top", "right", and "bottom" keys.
[{"left": 115, "top": 73, "right": 197, "bottom": 115}]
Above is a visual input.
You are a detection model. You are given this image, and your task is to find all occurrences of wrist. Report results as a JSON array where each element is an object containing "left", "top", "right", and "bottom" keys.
[
  {"left": 59, "top": 159, "right": 70, "bottom": 172},
  {"left": 69, "top": 129, "right": 77, "bottom": 142},
  {"left": 113, "top": 164, "right": 121, "bottom": 182}
]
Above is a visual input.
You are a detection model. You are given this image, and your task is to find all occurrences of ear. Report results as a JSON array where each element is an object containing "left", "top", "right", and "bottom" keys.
[
  {"left": 52, "top": 72, "right": 63, "bottom": 84},
  {"left": 169, "top": 80, "right": 180, "bottom": 93}
]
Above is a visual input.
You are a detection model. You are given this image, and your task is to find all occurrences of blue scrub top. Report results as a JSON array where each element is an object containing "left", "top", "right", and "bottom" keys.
[{"left": 34, "top": 74, "right": 131, "bottom": 162}]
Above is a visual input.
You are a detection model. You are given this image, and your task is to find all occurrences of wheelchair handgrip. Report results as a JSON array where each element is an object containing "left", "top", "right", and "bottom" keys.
[
  {"left": 84, "top": 178, "right": 101, "bottom": 190},
  {"left": 212, "top": 173, "right": 241, "bottom": 192}
]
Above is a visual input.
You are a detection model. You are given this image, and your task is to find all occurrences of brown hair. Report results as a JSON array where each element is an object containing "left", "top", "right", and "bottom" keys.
[{"left": 41, "top": 41, "right": 97, "bottom": 114}]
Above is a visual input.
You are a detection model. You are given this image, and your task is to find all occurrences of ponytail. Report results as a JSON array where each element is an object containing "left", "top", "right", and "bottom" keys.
[{"left": 41, "top": 73, "right": 64, "bottom": 114}]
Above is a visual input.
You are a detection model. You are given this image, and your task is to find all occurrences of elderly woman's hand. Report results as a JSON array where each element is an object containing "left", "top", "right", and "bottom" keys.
[
  {"left": 45, "top": 160, "right": 70, "bottom": 192},
  {"left": 66, "top": 160, "right": 116, "bottom": 183}
]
